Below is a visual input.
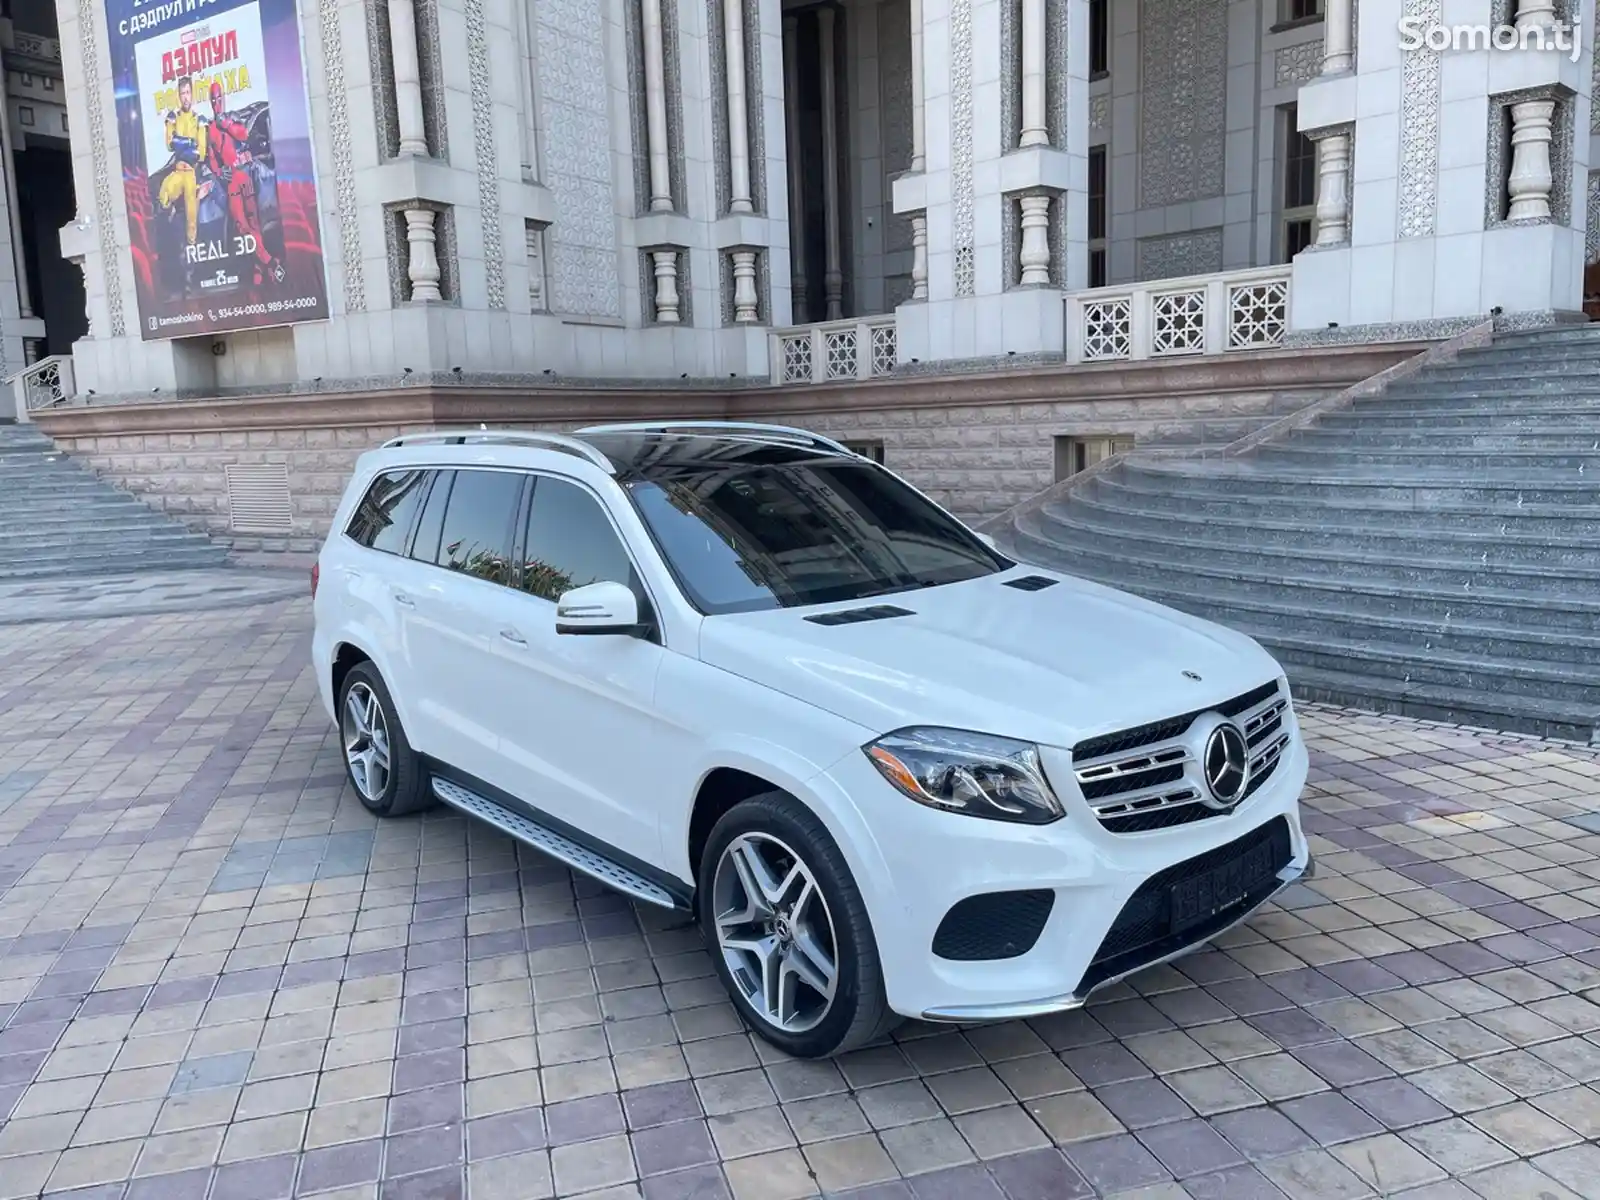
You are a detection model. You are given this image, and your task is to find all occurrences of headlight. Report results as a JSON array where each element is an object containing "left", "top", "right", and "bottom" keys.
[{"left": 864, "top": 727, "right": 1064, "bottom": 825}]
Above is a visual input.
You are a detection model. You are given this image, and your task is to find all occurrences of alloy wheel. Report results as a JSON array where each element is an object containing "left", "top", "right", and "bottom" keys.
[
  {"left": 342, "top": 682, "right": 391, "bottom": 802},
  {"left": 711, "top": 832, "right": 840, "bottom": 1034}
]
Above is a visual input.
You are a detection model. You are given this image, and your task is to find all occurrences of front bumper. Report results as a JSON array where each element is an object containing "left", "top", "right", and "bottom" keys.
[
  {"left": 814, "top": 731, "right": 1312, "bottom": 1022},
  {"left": 919, "top": 852, "right": 1314, "bottom": 1023}
]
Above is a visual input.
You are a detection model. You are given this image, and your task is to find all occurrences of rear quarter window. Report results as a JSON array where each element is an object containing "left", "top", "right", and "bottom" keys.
[{"left": 345, "top": 470, "right": 430, "bottom": 554}]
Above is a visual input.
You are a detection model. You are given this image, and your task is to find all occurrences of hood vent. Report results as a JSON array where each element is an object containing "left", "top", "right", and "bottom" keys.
[
  {"left": 805, "top": 604, "right": 915, "bottom": 626},
  {"left": 1003, "top": 575, "right": 1058, "bottom": 592}
]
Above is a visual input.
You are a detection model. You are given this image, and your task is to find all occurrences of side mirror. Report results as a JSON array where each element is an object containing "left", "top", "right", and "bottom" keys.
[
  {"left": 975, "top": 531, "right": 998, "bottom": 549},
  {"left": 555, "top": 580, "right": 644, "bottom": 636}
]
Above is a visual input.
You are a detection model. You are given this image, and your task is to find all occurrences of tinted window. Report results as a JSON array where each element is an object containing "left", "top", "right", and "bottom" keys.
[
  {"left": 520, "top": 477, "right": 636, "bottom": 602},
  {"left": 409, "top": 470, "right": 453, "bottom": 564},
  {"left": 625, "top": 457, "right": 1005, "bottom": 614},
  {"left": 435, "top": 469, "right": 521, "bottom": 584},
  {"left": 346, "top": 470, "right": 429, "bottom": 553}
]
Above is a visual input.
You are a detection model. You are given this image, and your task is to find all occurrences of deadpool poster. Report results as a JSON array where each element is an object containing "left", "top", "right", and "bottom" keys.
[{"left": 106, "top": 0, "right": 329, "bottom": 340}]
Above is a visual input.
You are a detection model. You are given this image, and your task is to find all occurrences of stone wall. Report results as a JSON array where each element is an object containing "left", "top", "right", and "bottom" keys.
[{"left": 34, "top": 343, "right": 1423, "bottom": 549}]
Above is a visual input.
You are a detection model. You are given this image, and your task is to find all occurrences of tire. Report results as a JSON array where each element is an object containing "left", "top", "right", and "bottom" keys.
[
  {"left": 337, "top": 662, "right": 433, "bottom": 817},
  {"left": 698, "top": 791, "right": 898, "bottom": 1058}
]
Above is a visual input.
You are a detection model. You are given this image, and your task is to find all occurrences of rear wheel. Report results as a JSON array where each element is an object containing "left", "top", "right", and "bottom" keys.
[
  {"left": 338, "top": 662, "right": 432, "bottom": 817},
  {"left": 699, "top": 791, "right": 896, "bottom": 1058}
]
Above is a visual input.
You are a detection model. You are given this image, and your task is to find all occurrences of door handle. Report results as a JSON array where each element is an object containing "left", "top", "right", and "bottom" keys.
[
  {"left": 499, "top": 629, "right": 527, "bottom": 646},
  {"left": 393, "top": 591, "right": 415, "bottom": 608}
]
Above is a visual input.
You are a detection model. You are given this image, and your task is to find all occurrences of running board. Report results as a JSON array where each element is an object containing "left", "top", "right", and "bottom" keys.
[{"left": 430, "top": 777, "right": 682, "bottom": 909}]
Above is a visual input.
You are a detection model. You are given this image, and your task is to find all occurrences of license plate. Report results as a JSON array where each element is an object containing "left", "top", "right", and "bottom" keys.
[{"left": 1170, "top": 840, "right": 1276, "bottom": 932}]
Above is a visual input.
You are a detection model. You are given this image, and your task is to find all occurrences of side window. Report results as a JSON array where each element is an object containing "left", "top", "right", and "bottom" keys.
[
  {"left": 434, "top": 469, "right": 522, "bottom": 584},
  {"left": 346, "top": 470, "right": 429, "bottom": 554},
  {"left": 409, "top": 470, "right": 453, "bottom": 564},
  {"left": 519, "top": 477, "right": 636, "bottom": 602}
]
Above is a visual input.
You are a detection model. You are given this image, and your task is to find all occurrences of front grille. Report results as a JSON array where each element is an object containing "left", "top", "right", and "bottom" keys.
[
  {"left": 1079, "top": 815, "right": 1292, "bottom": 993},
  {"left": 932, "top": 890, "right": 1055, "bottom": 961},
  {"left": 1071, "top": 680, "right": 1290, "bottom": 834}
]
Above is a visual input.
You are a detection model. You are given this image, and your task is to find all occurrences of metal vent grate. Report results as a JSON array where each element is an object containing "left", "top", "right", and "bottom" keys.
[
  {"left": 224, "top": 463, "right": 294, "bottom": 532},
  {"left": 805, "top": 605, "right": 915, "bottom": 627}
]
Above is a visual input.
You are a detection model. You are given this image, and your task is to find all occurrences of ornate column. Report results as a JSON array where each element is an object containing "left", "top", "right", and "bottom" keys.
[
  {"left": 1019, "top": 0, "right": 1047, "bottom": 147},
  {"left": 818, "top": 5, "right": 843, "bottom": 320},
  {"left": 1515, "top": 0, "right": 1557, "bottom": 33},
  {"left": 731, "top": 250, "right": 760, "bottom": 321},
  {"left": 910, "top": 0, "right": 925, "bottom": 171},
  {"left": 1321, "top": 0, "right": 1352, "bottom": 74},
  {"left": 1312, "top": 129, "right": 1351, "bottom": 246},
  {"left": 404, "top": 208, "right": 443, "bottom": 301},
  {"left": 1507, "top": 98, "right": 1556, "bottom": 221},
  {"left": 387, "top": 0, "right": 429, "bottom": 156},
  {"left": 642, "top": 0, "right": 675, "bottom": 211},
  {"left": 783, "top": 15, "right": 808, "bottom": 318},
  {"left": 1018, "top": 194, "right": 1051, "bottom": 283},
  {"left": 724, "top": 0, "right": 754, "bottom": 212},
  {"left": 651, "top": 249, "right": 682, "bottom": 321},
  {"left": 911, "top": 216, "right": 928, "bottom": 300}
]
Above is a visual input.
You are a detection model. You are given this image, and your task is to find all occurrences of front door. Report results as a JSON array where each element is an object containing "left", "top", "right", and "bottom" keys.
[{"left": 473, "top": 474, "right": 675, "bottom": 868}]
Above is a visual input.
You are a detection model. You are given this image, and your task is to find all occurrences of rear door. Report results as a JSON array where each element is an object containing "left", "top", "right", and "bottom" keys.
[{"left": 400, "top": 467, "right": 527, "bottom": 772}]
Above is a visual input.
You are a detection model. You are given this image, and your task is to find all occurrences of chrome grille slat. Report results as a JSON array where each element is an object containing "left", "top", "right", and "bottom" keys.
[{"left": 1070, "top": 680, "right": 1292, "bottom": 834}]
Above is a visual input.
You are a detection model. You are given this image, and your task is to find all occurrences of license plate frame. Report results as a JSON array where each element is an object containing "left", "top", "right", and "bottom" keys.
[{"left": 1170, "top": 839, "right": 1277, "bottom": 933}]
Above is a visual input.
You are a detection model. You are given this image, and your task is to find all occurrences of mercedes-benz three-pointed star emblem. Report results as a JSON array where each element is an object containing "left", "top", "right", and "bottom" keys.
[{"left": 1202, "top": 722, "right": 1250, "bottom": 808}]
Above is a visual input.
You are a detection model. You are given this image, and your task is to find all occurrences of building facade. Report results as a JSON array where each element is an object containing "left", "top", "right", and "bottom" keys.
[
  {"left": 2, "top": 0, "right": 1596, "bottom": 538},
  {"left": 12, "top": 0, "right": 1589, "bottom": 401}
]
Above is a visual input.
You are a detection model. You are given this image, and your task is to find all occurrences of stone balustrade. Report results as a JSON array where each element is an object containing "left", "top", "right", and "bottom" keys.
[{"left": 1066, "top": 266, "right": 1292, "bottom": 364}]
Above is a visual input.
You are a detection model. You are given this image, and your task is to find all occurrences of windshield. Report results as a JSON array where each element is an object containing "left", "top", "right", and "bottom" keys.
[{"left": 625, "top": 456, "right": 1009, "bottom": 614}]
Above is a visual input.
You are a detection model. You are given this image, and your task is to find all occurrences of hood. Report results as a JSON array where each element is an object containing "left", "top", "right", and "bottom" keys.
[{"left": 696, "top": 568, "right": 1284, "bottom": 750}]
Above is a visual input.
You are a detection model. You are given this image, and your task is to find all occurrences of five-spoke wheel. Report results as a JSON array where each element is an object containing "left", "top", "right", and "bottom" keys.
[
  {"left": 342, "top": 681, "right": 391, "bottom": 803},
  {"left": 699, "top": 791, "right": 895, "bottom": 1058},
  {"left": 712, "top": 832, "right": 840, "bottom": 1034}
]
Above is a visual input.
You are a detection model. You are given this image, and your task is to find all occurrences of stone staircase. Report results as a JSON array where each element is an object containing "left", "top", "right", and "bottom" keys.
[
  {"left": 994, "top": 325, "right": 1600, "bottom": 743},
  {"left": 0, "top": 423, "right": 231, "bottom": 580}
]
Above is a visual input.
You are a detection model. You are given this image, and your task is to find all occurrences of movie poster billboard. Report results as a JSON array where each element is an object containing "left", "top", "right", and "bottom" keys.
[{"left": 106, "top": 0, "right": 329, "bottom": 339}]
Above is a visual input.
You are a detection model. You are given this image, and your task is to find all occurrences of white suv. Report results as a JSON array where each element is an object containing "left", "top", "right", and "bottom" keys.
[{"left": 313, "top": 422, "right": 1311, "bottom": 1058}]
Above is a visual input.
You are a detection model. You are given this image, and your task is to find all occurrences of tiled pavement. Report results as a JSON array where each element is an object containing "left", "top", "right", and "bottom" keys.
[{"left": 2, "top": 598, "right": 1600, "bottom": 1200}]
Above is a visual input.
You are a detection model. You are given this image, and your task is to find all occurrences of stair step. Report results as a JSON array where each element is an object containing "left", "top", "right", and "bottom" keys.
[
  {"left": 1032, "top": 508, "right": 1600, "bottom": 593},
  {"left": 1293, "top": 429, "right": 1600, "bottom": 450},
  {"left": 1005, "top": 517, "right": 1600, "bottom": 632},
  {"left": 430, "top": 777, "right": 685, "bottom": 908},
  {"left": 1287, "top": 664, "right": 1596, "bottom": 744},
  {"left": 1123, "top": 460, "right": 1597, "bottom": 506},
  {"left": 1055, "top": 492, "right": 1600, "bottom": 562},
  {"left": 1084, "top": 475, "right": 1600, "bottom": 536},
  {"left": 1253, "top": 445, "right": 1600, "bottom": 471},
  {"left": 1033, "top": 569, "right": 1600, "bottom": 669}
]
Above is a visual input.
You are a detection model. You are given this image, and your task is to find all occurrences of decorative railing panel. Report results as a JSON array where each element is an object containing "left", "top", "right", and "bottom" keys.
[
  {"left": 771, "top": 316, "right": 898, "bottom": 384},
  {"left": 1066, "top": 266, "right": 1291, "bottom": 364},
  {"left": 7, "top": 355, "right": 74, "bottom": 421}
]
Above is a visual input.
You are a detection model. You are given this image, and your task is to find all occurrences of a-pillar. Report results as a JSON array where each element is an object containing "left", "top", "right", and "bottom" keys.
[
  {"left": 893, "top": 0, "right": 1089, "bottom": 365},
  {"left": 1290, "top": 0, "right": 1591, "bottom": 337}
]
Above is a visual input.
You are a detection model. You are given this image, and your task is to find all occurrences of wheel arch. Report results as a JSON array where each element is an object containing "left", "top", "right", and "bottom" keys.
[{"left": 680, "top": 747, "right": 894, "bottom": 928}]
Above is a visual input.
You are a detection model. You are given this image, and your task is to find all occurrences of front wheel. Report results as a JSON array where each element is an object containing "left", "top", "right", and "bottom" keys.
[{"left": 698, "top": 792, "right": 897, "bottom": 1058}]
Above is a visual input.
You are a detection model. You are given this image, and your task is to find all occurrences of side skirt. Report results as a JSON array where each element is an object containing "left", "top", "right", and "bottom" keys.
[{"left": 424, "top": 762, "right": 694, "bottom": 911}]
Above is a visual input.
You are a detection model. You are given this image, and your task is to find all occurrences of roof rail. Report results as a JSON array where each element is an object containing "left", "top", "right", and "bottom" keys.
[
  {"left": 575, "top": 421, "right": 854, "bottom": 457},
  {"left": 380, "top": 429, "right": 614, "bottom": 472}
]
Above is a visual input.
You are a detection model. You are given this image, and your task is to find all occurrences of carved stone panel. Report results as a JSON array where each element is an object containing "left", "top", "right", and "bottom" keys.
[
  {"left": 1138, "top": 0, "right": 1227, "bottom": 208},
  {"left": 536, "top": 0, "right": 622, "bottom": 317},
  {"left": 1136, "top": 228, "right": 1223, "bottom": 281},
  {"left": 1398, "top": 0, "right": 1441, "bottom": 238}
]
